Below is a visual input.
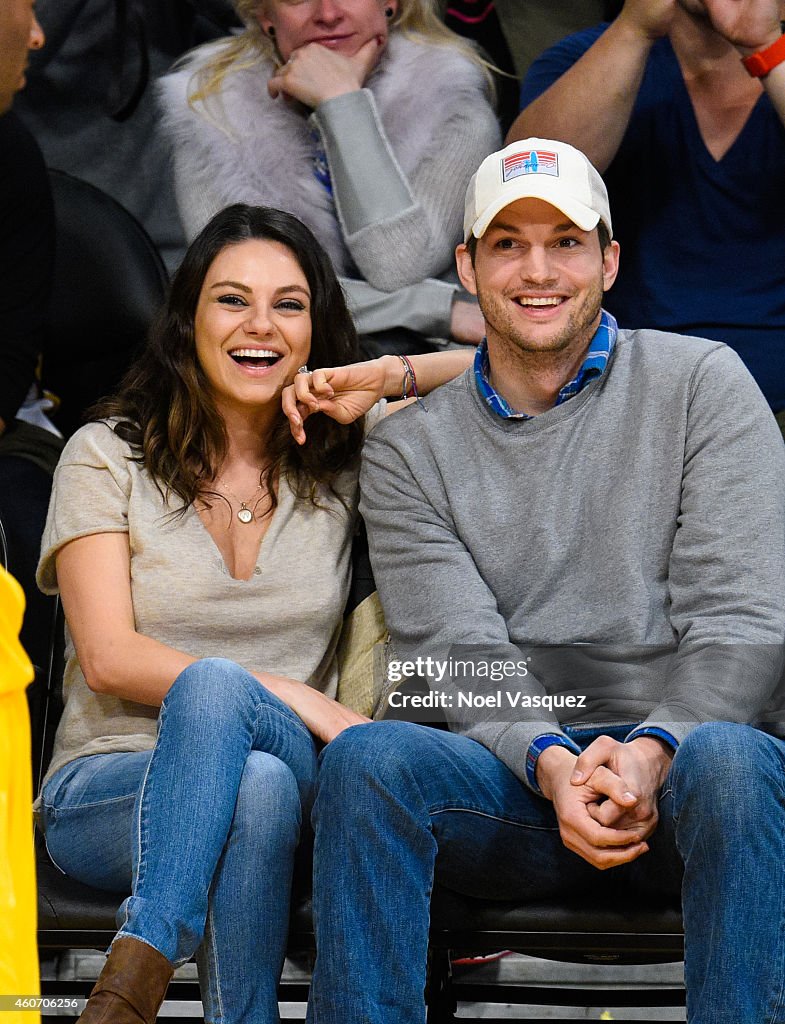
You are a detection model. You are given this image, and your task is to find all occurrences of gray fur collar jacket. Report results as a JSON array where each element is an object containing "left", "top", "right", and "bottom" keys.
[{"left": 157, "top": 33, "right": 500, "bottom": 293}]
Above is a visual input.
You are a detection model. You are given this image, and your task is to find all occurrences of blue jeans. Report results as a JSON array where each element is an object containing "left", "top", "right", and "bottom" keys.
[
  {"left": 40, "top": 658, "right": 319, "bottom": 1024},
  {"left": 309, "top": 720, "right": 785, "bottom": 1024}
]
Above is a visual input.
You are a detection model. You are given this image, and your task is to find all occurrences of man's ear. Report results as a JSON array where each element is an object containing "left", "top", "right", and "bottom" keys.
[
  {"left": 455, "top": 243, "right": 478, "bottom": 296},
  {"left": 602, "top": 239, "right": 621, "bottom": 293}
]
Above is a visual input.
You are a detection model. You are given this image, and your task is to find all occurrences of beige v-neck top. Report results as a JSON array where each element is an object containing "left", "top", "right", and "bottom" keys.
[{"left": 36, "top": 417, "right": 375, "bottom": 791}]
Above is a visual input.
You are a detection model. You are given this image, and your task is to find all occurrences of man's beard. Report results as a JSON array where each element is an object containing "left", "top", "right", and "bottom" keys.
[{"left": 475, "top": 275, "right": 605, "bottom": 357}]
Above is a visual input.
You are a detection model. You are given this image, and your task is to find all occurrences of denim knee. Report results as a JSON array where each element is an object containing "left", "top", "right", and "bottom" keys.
[
  {"left": 162, "top": 658, "right": 260, "bottom": 727},
  {"left": 234, "top": 751, "right": 303, "bottom": 847},
  {"left": 670, "top": 721, "right": 783, "bottom": 825},
  {"left": 317, "top": 720, "right": 433, "bottom": 811},
  {"left": 320, "top": 720, "right": 424, "bottom": 775}
]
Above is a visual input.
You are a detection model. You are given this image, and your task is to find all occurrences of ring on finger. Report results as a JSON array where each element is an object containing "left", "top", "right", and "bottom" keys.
[{"left": 297, "top": 365, "right": 310, "bottom": 375}]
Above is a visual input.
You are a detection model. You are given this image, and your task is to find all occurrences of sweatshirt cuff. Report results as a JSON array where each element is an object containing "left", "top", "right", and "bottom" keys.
[
  {"left": 485, "top": 719, "right": 571, "bottom": 792},
  {"left": 625, "top": 725, "right": 679, "bottom": 751},
  {"left": 342, "top": 276, "right": 458, "bottom": 338},
  {"left": 525, "top": 732, "right": 582, "bottom": 795},
  {"left": 634, "top": 708, "right": 702, "bottom": 747}
]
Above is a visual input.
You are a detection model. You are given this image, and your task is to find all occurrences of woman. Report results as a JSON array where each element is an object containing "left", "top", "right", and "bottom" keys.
[
  {"left": 35, "top": 204, "right": 472, "bottom": 1024},
  {"left": 157, "top": 0, "right": 500, "bottom": 352}
]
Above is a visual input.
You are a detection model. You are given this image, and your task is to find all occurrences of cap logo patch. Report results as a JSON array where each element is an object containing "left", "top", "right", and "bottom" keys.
[{"left": 502, "top": 149, "right": 559, "bottom": 181}]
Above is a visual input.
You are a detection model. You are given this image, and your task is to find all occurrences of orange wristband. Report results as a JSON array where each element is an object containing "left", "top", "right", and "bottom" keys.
[{"left": 742, "top": 33, "right": 785, "bottom": 78}]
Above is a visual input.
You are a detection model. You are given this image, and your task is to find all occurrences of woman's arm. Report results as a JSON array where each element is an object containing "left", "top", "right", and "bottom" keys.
[
  {"left": 283, "top": 350, "right": 474, "bottom": 445},
  {"left": 342, "top": 277, "right": 485, "bottom": 345},
  {"left": 268, "top": 36, "right": 501, "bottom": 290},
  {"left": 56, "top": 532, "right": 368, "bottom": 741},
  {"left": 312, "top": 83, "right": 501, "bottom": 290}
]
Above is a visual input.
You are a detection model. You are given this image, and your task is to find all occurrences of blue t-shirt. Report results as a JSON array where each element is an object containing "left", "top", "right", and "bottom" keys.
[{"left": 521, "top": 25, "right": 785, "bottom": 411}]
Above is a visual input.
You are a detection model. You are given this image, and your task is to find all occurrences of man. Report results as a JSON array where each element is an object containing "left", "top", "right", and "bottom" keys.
[
  {"left": 0, "top": 7, "right": 47, "bottom": 1014},
  {"left": 14, "top": 0, "right": 240, "bottom": 274},
  {"left": 308, "top": 138, "right": 785, "bottom": 1024},
  {"left": 0, "top": 0, "right": 59, "bottom": 673},
  {"left": 510, "top": 0, "right": 785, "bottom": 416},
  {"left": 0, "top": 0, "right": 47, "bottom": 433},
  {"left": 0, "top": 0, "right": 43, "bottom": 109}
]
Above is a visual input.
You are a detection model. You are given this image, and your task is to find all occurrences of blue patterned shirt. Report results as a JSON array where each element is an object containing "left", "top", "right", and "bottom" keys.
[{"left": 473, "top": 310, "right": 618, "bottom": 419}]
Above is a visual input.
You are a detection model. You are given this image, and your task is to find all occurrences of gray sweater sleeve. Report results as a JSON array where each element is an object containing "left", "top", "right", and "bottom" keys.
[
  {"left": 311, "top": 87, "right": 500, "bottom": 291},
  {"left": 639, "top": 345, "right": 785, "bottom": 742},
  {"left": 341, "top": 276, "right": 457, "bottom": 338}
]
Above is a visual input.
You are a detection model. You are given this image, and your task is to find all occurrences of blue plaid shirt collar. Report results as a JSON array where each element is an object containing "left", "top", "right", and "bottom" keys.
[{"left": 473, "top": 310, "right": 618, "bottom": 420}]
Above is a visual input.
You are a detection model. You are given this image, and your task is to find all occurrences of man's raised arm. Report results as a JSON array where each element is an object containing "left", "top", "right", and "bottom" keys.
[
  {"left": 702, "top": 0, "right": 785, "bottom": 129},
  {"left": 507, "top": 1, "right": 677, "bottom": 172}
]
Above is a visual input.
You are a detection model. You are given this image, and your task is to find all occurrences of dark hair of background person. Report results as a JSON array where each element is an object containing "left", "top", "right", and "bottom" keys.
[
  {"left": 442, "top": 1, "right": 519, "bottom": 132},
  {"left": 94, "top": 204, "right": 364, "bottom": 515}
]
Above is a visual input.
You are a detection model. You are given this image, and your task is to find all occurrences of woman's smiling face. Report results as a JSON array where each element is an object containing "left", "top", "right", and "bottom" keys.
[{"left": 194, "top": 238, "right": 312, "bottom": 417}]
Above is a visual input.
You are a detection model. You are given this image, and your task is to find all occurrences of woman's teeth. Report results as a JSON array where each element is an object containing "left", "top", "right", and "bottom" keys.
[{"left": 230, "top": 348, "right": 281, "bottom": 366}]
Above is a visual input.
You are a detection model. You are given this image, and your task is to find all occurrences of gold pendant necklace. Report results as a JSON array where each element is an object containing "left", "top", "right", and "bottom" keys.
[{"left": 217, "top": 482, "right": 263, "bottom": 525}]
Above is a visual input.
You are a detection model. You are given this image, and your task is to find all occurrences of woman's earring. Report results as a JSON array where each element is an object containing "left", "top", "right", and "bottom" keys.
[
  {"left": 266, "top": 25, "right": 276, "bottom": 37},
  {"left": 384, "top": 7, "right": 394, "bottom": 17}
]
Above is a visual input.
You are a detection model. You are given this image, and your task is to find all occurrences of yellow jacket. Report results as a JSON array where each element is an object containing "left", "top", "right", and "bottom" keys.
[{"left": 0, "top": 567, "right": 39, "bottom": 1021}]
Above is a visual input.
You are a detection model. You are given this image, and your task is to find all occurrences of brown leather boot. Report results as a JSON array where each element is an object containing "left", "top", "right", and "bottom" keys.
[{"left": 77, "top": 936, "right": 174, "bottom": 1024}]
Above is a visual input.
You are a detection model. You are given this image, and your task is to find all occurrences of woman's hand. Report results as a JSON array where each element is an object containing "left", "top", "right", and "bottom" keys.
[
  {"left": 256, "top": 671, "right": 370, "bottom": 743},
  {"left": 282, "top": 358, "right": 389, "bottom": 444},
  {"left": 268, "top": 37, "right": 383, "bottom": 107},
  {"left": 283, "top": 350, "right": 475, "bottom": 443}
]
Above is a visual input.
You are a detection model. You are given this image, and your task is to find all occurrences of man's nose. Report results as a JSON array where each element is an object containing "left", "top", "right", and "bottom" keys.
[
  {"left": 519, "top": 246, "right": 557, "bottom": 284},
  {"left": 29, "top": 14, "right": 45, "bottom": 51}
]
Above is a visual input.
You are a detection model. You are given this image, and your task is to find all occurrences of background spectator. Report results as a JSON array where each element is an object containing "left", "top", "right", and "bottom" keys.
[
  {"left": 510, "top": 0, "right": 785, "bottom": 415},
  {"left": 157, "top": 0, "right": 500, "bottom": 355},
  {"left": 0, "top": 0, "right": 59, "bottom": 672},
  {"left": 15, "top": 0, "right": 240, "bottom": 272},
  {"left": 0, "top": 0, "right": 46, "bottom": 1015}
]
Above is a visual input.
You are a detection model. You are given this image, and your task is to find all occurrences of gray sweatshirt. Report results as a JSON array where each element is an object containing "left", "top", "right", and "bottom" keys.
[{"left": 359, "top": 329, "right": 785, "bottom": 786}]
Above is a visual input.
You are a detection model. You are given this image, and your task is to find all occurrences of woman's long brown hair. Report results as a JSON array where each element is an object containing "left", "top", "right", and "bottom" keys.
[{"left": 93, "top": 204, "right": 364, "bottom": 515}]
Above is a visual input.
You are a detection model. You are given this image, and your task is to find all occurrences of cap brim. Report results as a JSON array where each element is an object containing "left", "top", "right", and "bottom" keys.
[{"left": 470, "top": 176, "right": 601, "bottom": 239}]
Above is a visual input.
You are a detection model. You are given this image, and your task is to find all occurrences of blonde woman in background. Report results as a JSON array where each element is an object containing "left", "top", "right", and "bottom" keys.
[{"left": 158, "top": 0, "right": 501, "bottom": 354}]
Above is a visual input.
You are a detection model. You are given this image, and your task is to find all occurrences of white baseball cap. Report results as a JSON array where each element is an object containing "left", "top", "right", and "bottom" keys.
[{"left": 463, "top": 138, "right": 613, "bottom": 241}]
